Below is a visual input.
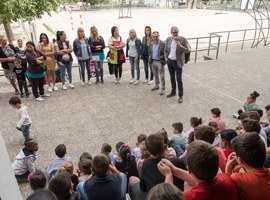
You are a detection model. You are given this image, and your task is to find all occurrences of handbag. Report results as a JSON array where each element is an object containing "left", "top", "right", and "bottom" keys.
[{"left": 62, "top": 53, "right": 71, "bottom": 64}]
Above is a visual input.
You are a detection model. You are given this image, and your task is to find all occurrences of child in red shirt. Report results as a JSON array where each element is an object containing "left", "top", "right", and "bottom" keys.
[
  {"left": 220, "top": 129, "right": 237, "bottom": 159},
  {"left": 157, "top": 140, "right": 239, "bottom": 200},
  {"left": 226, "top": 132, "right": 270, "bottom": 200}
]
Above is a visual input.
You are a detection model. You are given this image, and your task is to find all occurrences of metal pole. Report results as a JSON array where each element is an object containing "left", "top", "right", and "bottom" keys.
[
  {"left": 241, "top": 30, "right": 247, "bottom": 50},
  {"left": 225, "top": 31, "right": 230, "bottom": 53},
  {"left": 216, "top": 36, "right": 221, "bottom": 60},
  {"left": 208, "top": 34, "right": 212, "bottom": 56},
  {"left": 195, "top": 38, "right": 199, "bottom": 63}
]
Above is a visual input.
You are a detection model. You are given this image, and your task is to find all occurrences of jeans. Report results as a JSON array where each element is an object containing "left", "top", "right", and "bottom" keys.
[
  {"left": 151, "top": 61, "right": 165, "bottom": 90},
  {"left": 94, "top": 61, "right": 104, "bottom": 82},
  {"left": 21, "top": 124, "right": 31, "bottom": 140},
  {"left": 167, "top": 58, "right": 183, "bottom": 97},
  {"left": 129, "top": 56, "right": 140, "bottom": 80},
  {"left": 78, "top": 59, "right": 91, "bottom": 82},
  {"left": 18, "top": 79, "right": 29, "bottom": 95},
  {"left": 114, "top": 63, "right": 123, "bottom": 79},
  {"left": 30, "top": 77, "right": 44, "bottom": 98},
  {"left": 58, "top": 62, "right": 72, "bottom": 85},
  {"left": 143, "top": 58, "right": 153, "bottom": 80}
]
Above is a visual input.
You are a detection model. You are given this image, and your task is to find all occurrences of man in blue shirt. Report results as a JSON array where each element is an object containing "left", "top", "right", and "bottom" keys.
[{"left": 148, "top": 31, "right": 166, "bottom": 95}]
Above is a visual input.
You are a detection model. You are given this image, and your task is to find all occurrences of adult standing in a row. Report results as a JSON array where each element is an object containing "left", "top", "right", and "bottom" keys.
[
  {"left": 108, "top": 26, "right": 126, "bottom": 84},
  {"left": 141, "top": 26, "right": 154, "bottom": 85},
  {"left": 149, "top": 31, "right": 166, "bottom": 95},
  {"left": 0, "top": 36, "right": 19, "bottom": 94},
  {"left": 126, "top": 29, "right": 142, "bottom": 85},
  {"left": 89, "top": 26, "right": 105, "bottom": 84},
  {"left": 55, "top": 31, "right": 74, "bottom": 90},
  {"left": 25, "top": 41, "right": 50, "bottom": 102},
  {"left": 73, "top": 27, "right": 92, "bottom": 86},
  {"left": 38, "top": 33, "right": 58, "bottom": 92},
  {"left": 165, "top": 26, "right": 189, "bottom": 103}
]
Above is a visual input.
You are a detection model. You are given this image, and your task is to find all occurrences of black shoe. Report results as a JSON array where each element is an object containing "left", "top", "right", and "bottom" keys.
[
  {"left": 20, "top": 94, "right": 25, "bottom": 98},
  {"left": 167, "top": 91, "right": 176, "bottom": 98},
  {"left": 178, "top": 97, "right": 183, "bottom": 103},
  {"left": 151, "top": 86, "right": 159, "bottom": 91}
]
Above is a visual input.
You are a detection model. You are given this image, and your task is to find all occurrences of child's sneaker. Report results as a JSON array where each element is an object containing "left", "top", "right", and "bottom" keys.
[
  {"left": 233, "top": 113, "right": 239, "bottom": 119},
  {"left": 42, "top": 93, "right": 51, "bottom": 97},
  {"left": 130, "top": 79, "right": 135, "bottom": 84},
  {"left": 143, "top": 79, "right": 148, "bottom": 84},
  {"left": 35, "top": 97, "right": 44, "bottom": 102},
  {"left": 148, "top": 80, "right": 154, "bottom": 85},
  {"left": 68, "top": 83, "right": 75, "bottom": 88},
  {"left": 62, "top": 84, "right": 67, "bottom": 90},
  {"left": 53, "top": 85, "right": 58, "bottom": 91},
  {"left": 118, "top": 78, "right": 122, "bottom": 84},
  {"left": 87, "top": 81, "right": 92, "bottom": 85},
  {"left": 48, "top": 86, "right": 53, "bottom": 92},
  {"left": 134, "top": 80, "right": 140, "bottom": 85},
  {"left": 115, "top": 79, "right": 118, "bottom": 84}
]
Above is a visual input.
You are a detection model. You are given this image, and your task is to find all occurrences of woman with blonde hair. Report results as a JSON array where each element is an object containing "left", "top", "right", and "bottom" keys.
[
  {"left": 38, "top": 33, "right": 57, "bottom": 92},
  {"left": 126, "top": 29, "right": 142, "bottom": 85},
  {"left": 73, "top": 27, "right": 92, "bottom": 86},
  {"left": 89, "top": 26, "right": 105, "bottom": 84}
]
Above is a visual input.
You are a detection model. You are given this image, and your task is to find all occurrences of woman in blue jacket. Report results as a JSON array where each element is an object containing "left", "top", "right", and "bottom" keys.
[{"left": 73, "top": 27, "right": 92, "bottom": 86}]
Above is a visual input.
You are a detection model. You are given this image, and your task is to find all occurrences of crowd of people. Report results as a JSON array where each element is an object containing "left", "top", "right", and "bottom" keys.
[
  {"left": 0, "top": 25, "right": 189, "bottom": 103},
  {"left": 7, "top": 89, "right": 270, "bottom": 200}
]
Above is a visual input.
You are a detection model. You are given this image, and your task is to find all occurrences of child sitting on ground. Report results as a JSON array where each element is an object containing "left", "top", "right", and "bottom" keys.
[
  {"left": 47, "top": 144, "right": 71, "bottom": 180},
  {"left": 233, "top": 91, "right": 260, "bottom": 119},
  {"left": 49, "top": 172, "right": 80, "bottom": 200},
  {"left": 220, "top": 129, "right": 237, "bottom": 159},
  {"left": 9, "top": 96, "right": 32, "bottom": 142},
  {"left": 83, "top": 154, "right": 127, "bottom": 200},
  {"left": 101, "top": 143, "right": 117, "bottom": 165},
  {"left": 28, "top": 171, "right": 47, "bottom": 196},
  {"left": 158, "top": 140, "right": 239, "bottom": 200},
  {"left": 208, "top": 121, "right": 220, "bottom": 147},
  {"left": 116, "top": 144, "right": 138, "bottom": 181},
  {"left": 137, "top": 141, "right": 151, "bottom": 177},
  {"left": 194, "top": 125, "right": 226, "bottom": 172},
  {"left": 58, "top": 161, "right": 79, "bottom": 191},
  {"left": 12, "top": 139, "right": 38, "bottom": 183},
  {"left": 128, "top": 134, "right": 186, "bottom": 200},
  {"left": 132, "top": 134, "right": 147, "bottom": 161},
  {"left": 77, "top": 158, "right": 92, "bottom": 182},
  {"left": 157, "top": 128, "right": 177, "bottom": 158},
  {"left": 226, "top": 132, "right": 270, "bottom": 200},
  {"left": 185, "top": 117, "right": 202, "bottom": 137},
  {"left": 146, "top": 183, "right": 185, "bottom": 200},
  {"left": 209, "top": 108, "right": 226, "bottom": 132},
  {"left": 169, "top": 122, "right": 188, "bottom": 157}
]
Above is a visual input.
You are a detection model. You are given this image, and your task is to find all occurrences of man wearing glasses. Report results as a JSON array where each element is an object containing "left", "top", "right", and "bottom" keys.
[
  {"left": 148, "top": 31, "right": 166, "bottom": 95},
  {"left": 165, "top": 26, "right": 190, "bottom": 103}
]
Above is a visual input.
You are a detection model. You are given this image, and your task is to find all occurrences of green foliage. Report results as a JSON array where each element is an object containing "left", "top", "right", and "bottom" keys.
[{"left": 0, "top": 0, "right": 61, "bottom": 24}]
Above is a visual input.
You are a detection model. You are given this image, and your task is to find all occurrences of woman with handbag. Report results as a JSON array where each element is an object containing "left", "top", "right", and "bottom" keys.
[
  {"left": 89, "top": 26, "right": 105, "bottom": 84},
  {"left": 25, "top": 41, "right": 50, "bottom": 102},
  {"left": 108, "top": 26, "right": 126, "bottom": 84},
  {"left": 55, "top": 31, "right": 74, "bottom": 90},
  {"left": 73, "top": 27, "right": 92, "bottom": 86},
  {"left": 38, "top": 33, "right": 57, "bottom": 92},
  {"left": 0, "top": 36, "right": 19, "bottom": 94}
]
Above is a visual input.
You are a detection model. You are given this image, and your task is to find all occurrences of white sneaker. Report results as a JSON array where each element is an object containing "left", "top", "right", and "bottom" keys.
[
  {"left": 35, "top": 97, "right": 44, "bottom": 102},
  {"left": 81, "top": 81, "right": 85, "bottom": 86},
  {"left": 233, "top": 113, "right": 239, "bottom": 119},
  {"left": 130, "top": 79, "right": 135, "bottom": 84},
  {"left": 87, "top": 81, "right": 92, "bottom": 85},
  {"left": 118, "top": 78, "right": 122, "bottom": 84},
  {"left": 42, "top": 93, "right": 51, "bottom": 97},
  {"left": 134, "top": 80, "right": 140, "bottom": 85},
  {"left": 68, "top": 83, "right": 75, "bottom": 88},
  {"left": 143, "top": 79, "right": 148, "bottom": 84},
  {"left": 115, "top": 79, "right": 118, "bottom": 84},
  {"left": 48, "top": 86, "right": 53, "bottom": 92},
  {"left": 62, "top": 84, "right": 67, "bottom": 90},
  {"left": 148, "top": 80, "right": 153, "bottom": 85},
  {"left": 53, "top": 85, "right": 58, "bottom": 91}
]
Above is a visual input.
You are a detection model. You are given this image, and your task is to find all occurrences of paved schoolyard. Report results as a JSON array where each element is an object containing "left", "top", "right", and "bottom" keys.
[{"left": 1, "top": 8, "right": 270, "bottom": 198}]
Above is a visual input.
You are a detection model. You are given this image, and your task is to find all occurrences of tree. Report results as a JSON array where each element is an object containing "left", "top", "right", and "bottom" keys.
[{"left": 0, "top": 0, "right": 60, "bottom": 43}]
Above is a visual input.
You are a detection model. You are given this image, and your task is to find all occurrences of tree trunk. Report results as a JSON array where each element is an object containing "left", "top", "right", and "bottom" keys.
[{"left": 3, "top": 22, "right": 14, "bottom": 44}]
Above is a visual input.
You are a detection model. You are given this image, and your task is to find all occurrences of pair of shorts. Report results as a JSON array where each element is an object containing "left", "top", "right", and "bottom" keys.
[
  {"left": 129, "top": 181, "right": 147, "bottom": 200},
  {"left": 4, "top": 69, "right": 16, "bottom": 79}
]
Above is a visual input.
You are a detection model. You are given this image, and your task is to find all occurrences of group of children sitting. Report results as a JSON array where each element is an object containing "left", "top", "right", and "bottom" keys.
[{"left": 9, "top": 90, "right": 270, "bottom": 200}]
